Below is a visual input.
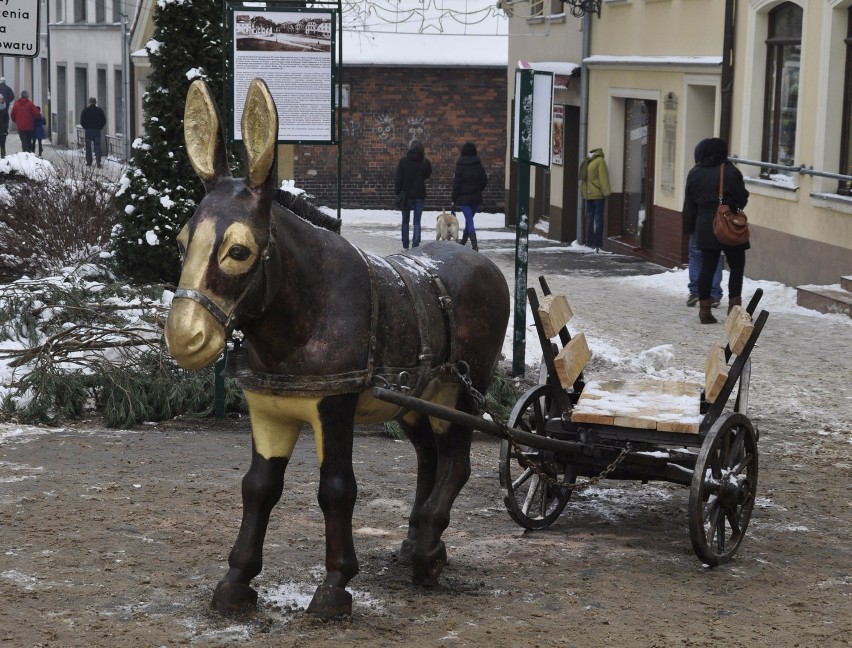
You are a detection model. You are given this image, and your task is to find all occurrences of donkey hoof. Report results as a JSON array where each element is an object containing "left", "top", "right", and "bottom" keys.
[
  {"left": 306, "top": 584, "right": 353, "bottom": 619},
  {"left": 412, "top": 540, "right": 447, "bottom": 586},
  {"left": 398, "top": 538, "right": 415, "bottom": 565},
  {"left": 211, "top": 580, "right": 258, "bottom": 613}
]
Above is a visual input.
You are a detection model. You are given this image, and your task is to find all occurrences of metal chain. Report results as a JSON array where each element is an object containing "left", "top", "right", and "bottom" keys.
[
  {"left": 449, "top": 362, "right": 630, "bottom": 492},
  {"left": 383, "top": 361, "right": 628, "bottom": 492},
  {"left": 504, "top": 431, "right": 630, "bottom": 492}
]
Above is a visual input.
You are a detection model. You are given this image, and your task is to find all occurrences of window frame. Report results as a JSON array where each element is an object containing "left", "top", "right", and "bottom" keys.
[
  {"left": 839, "top": 8, "right": 852, "bottom": 195},
  {"left": 760, "top": 2, "right": 802, "bottom": 177}
]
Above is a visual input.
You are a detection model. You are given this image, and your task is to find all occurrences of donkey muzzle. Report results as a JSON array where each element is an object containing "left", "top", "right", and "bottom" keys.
[{"left": 165, "top": 295, "right": 228, "bottom": 369}]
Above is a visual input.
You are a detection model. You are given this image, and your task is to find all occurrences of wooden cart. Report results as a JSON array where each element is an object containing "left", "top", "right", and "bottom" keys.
[
  {"left": 373, "top": 275, "right": 769, "bottom": 566},
  {"left": 498, "top": 276, "right": 769, "bottom": 566}
]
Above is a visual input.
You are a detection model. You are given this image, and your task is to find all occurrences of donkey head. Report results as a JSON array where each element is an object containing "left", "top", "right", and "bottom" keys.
[{"left": 165, "top": 79, "right": 278, "bottom": 369}]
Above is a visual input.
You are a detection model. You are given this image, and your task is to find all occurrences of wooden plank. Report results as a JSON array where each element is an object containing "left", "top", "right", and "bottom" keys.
[
  {"left": 571, "top": 377, "right": 701, "bottom": 432},
  {"left": 570, "top": 410, "right": 615, "bottom": 425},
  {"left": 705, "top": 342, "right": 729, "bottom": 403},
  {"left": 554, "top": 332, "right": 591, "bottom": 389},
  {"left": 538, "top": 294, "right": 573, "bottom": 339},
  {"left": 657, "top": 419, "right": 700, "bottom": 434},
  {"left": 725, "top": 305, "right": 754, "bottom": 356}
]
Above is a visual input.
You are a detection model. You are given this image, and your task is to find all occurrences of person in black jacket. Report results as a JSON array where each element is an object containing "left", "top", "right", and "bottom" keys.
[
  {"left": 0, "top": 95, "right": 8, "bottom": 158},
  {"left": 80, "top": 97, "right": 107, "bottom": 168},
  {"left": 682, "top": 137, "right": 750, "bottom": 324},
  {"left": 451, "top": 141, "right": 488, "bottom": 251},
  {"left": 394, "top": 139, "right": 432, "bottom": 249}
]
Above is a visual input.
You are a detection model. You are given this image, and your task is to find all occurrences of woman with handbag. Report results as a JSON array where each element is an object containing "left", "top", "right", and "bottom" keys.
[
  {"left": 682, "top": 137, "right": 750, "bottom": 324},
  {"left": 394, "top": 139, "right": 432, "bottom": 250}
]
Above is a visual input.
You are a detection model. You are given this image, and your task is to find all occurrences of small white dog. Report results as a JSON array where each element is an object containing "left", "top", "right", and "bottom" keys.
[{"left": 435, "top": 209, "right": 459, "bottom": 242}]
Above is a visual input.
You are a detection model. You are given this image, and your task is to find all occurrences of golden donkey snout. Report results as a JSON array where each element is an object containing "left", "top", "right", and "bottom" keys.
[{"left": 165, "top": 298, "right": 227, "bottom": 369}]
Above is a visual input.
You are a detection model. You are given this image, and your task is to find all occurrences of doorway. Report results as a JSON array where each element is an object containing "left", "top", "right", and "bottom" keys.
[{"left": 621, "top": 98, "right": 656, "bottom": 248}]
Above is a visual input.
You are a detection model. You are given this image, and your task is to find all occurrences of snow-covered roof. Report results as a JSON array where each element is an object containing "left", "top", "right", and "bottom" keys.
[
  {"left": 342, "top": 31, "right": 506, "bottom": 67},
  {"left": 518, "top": 60, "right": 580, "bottom": 75},
  {"left": 585, "top": 55, "right": 722, "bottom": 67},
  {"left": 341, "top": 1, "right": 507, "bottom": 67}
]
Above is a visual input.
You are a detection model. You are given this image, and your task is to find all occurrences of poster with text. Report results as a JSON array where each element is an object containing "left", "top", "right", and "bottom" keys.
[
  {"left": 230, "top": 7, "right": 336, "bottom": 143},
  {"left": 552, "top": 105, "right": 564, "bottom": 166}
]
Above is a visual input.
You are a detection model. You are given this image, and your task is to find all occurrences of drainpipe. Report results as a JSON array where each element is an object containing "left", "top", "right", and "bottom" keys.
[
  {"left": 576, "top": 9, "right": 591, "bottom": 244},
  {"left": 719, "top": 0, "right": 735, "bottom": 143}
]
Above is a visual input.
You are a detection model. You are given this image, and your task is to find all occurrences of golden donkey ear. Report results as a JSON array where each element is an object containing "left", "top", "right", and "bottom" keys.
[
  {"left": 184, "top": 80, "right": 230, "bottom": 184},
  {"left": 241, "top": 79, "right": 278, "bottom": 189}
]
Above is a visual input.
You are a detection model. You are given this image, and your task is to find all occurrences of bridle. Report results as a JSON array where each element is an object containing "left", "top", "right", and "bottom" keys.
[{"left": 173, "top": 230, "right": 274, "bottom": 339}]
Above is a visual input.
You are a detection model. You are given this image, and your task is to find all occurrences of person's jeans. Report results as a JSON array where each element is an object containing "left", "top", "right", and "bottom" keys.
[
  {"left": 460, "top": 203, "right": 478, "bottom": 236},
  {"left": 18, "top": 131, "right": 34, "bottom": 153},
  {"left": 586, "top": 198, "right": 605, "bottom": 248},
  {"left": 688, "top": 233, "right": 723, "bottom": 300},
  {"left": 85, "top": 128, "right": 102, "bottom": 166},
  {"left": 401, "top": 198, "right": 424, "bottom": 249}
]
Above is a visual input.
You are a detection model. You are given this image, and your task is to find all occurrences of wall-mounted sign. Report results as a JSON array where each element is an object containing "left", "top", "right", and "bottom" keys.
[{"left": 0, "top": 0, "right": 40, "bottom": 58}]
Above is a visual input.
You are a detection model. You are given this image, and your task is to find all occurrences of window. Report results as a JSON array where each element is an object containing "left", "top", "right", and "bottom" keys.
[
  {"left": 73, "top": 0, "right": 86, "bottom": 23},
  {"left": 55, "top": 0, "right": 63, "bottom": 22},
  {"left": 840, "top": 9, "right": 852, "bottom": 195},
  {"left": 112, "top": 0, "right": 121, "bottom": 23},
  {"left": 761, "top": 2, "right": 801, "bottom": 175},
  {"left": 114, "top": 68, "right": 123, "bottom": 137},
  {"left": 97, "top": 67, "right": 108, "bottom": 130},
  {"left": 95, "top": 0, "right": 105, "bottom": 23}
]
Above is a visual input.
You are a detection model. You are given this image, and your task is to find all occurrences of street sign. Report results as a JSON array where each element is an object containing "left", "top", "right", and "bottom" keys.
[
  {"left": 0, "top": 0, "right": 40, "bottom": 58},
  {"left": 511, "top": 69, "right": 553, "bottom": 168}
]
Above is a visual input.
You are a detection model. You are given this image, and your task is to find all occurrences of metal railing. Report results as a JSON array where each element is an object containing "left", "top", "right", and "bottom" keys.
[
  {"left": 74, "top": 127, "right": 127, "bottom": 162},
  {"left": 105, "top": 134, "right": 126, "bottom": 161},
  {"left": 729, "top": 155, "right": 852, "bottom": 184}
]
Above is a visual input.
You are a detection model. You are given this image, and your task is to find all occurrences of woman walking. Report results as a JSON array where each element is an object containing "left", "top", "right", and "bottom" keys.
[
  {"left": 452, "top": 141, "right": 488, "bottom": 251},
  {"left": 682, "top": 137, "right": 750, "bottom": 324}
]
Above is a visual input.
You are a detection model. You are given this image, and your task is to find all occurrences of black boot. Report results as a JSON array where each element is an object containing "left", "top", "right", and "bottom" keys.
[
  {"left": 699, "top": 299, "right": 718, "bottom": 324},
  {"left": 460, "top": 230, "right": 468, "bottom": 246},
  {"left": 469, "top": 232, "right": 479, "bottom": 251},
  {"left": 727, "top": 295, "right": 742, "bottom": 315}
]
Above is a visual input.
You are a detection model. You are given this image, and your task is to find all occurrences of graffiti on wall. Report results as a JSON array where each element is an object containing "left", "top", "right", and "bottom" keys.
[
  {"left": 404, "top": 117, "right": 429, "bottom": 144},
  {"left": 375, "top": 114, "right": 396, "bottom": 142}
]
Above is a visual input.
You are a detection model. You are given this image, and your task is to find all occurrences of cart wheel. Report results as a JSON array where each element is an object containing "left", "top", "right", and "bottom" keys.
[
  {"left": 688, "top": 413, "right": 759, "bottom": 566},
  {"left": 500, "top": 383, "right": 574, "bottom": 530}
]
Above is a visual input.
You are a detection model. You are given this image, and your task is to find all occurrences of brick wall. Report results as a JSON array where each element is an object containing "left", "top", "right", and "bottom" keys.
[{"left": 293, "top": 65, "right": 507, "bottom": 211}]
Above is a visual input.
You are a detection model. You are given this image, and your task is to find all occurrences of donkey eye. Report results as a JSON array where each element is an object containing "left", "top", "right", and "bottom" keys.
[
  {"left": 228, "top": 245, "right": 251, "bottom": 261},
  {"left": 176, "top": 240, "right": 186, "bottom": 260}
]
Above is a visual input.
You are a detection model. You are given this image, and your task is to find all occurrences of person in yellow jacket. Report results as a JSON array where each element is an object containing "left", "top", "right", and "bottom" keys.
[{"left": 580, "top": 148, "right": 611, "bottom": 252}]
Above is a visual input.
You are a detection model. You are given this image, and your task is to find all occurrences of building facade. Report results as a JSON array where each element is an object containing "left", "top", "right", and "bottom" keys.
[
  {"left": 293, "top": 64, "right": 507, "bottom": 211},
  {"left": 504, "top": 0, "right": 851, "bottom": 288},
  {"left": 504, "top": 2, "right": 584, "bottom": 242},
  {"left": 47, "top": 0, "right": 139, "bottom": 156}
]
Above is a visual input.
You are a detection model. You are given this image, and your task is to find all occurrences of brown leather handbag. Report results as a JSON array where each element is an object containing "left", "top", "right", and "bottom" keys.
[{"left": 713, "top": 164, "right": 750, "bottom": 246}]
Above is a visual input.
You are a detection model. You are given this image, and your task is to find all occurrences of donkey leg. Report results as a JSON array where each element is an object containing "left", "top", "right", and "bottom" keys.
[
  {"left": 411, "top": 422, "right": 474, "bottom": 586},
  {"left": 306, "top": 395, "right": 360, "bottom": 619},
  {"left": 212, "top": 444, "right": 287, "bottom": 613},
  {"left": 397, "top": 414, "right": 438, "bottom": 564}
]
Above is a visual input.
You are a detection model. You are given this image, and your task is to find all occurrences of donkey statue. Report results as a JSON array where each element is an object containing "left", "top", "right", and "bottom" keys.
[{"left": 164, "top": 79, "right": 510, "bottom": 619}]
